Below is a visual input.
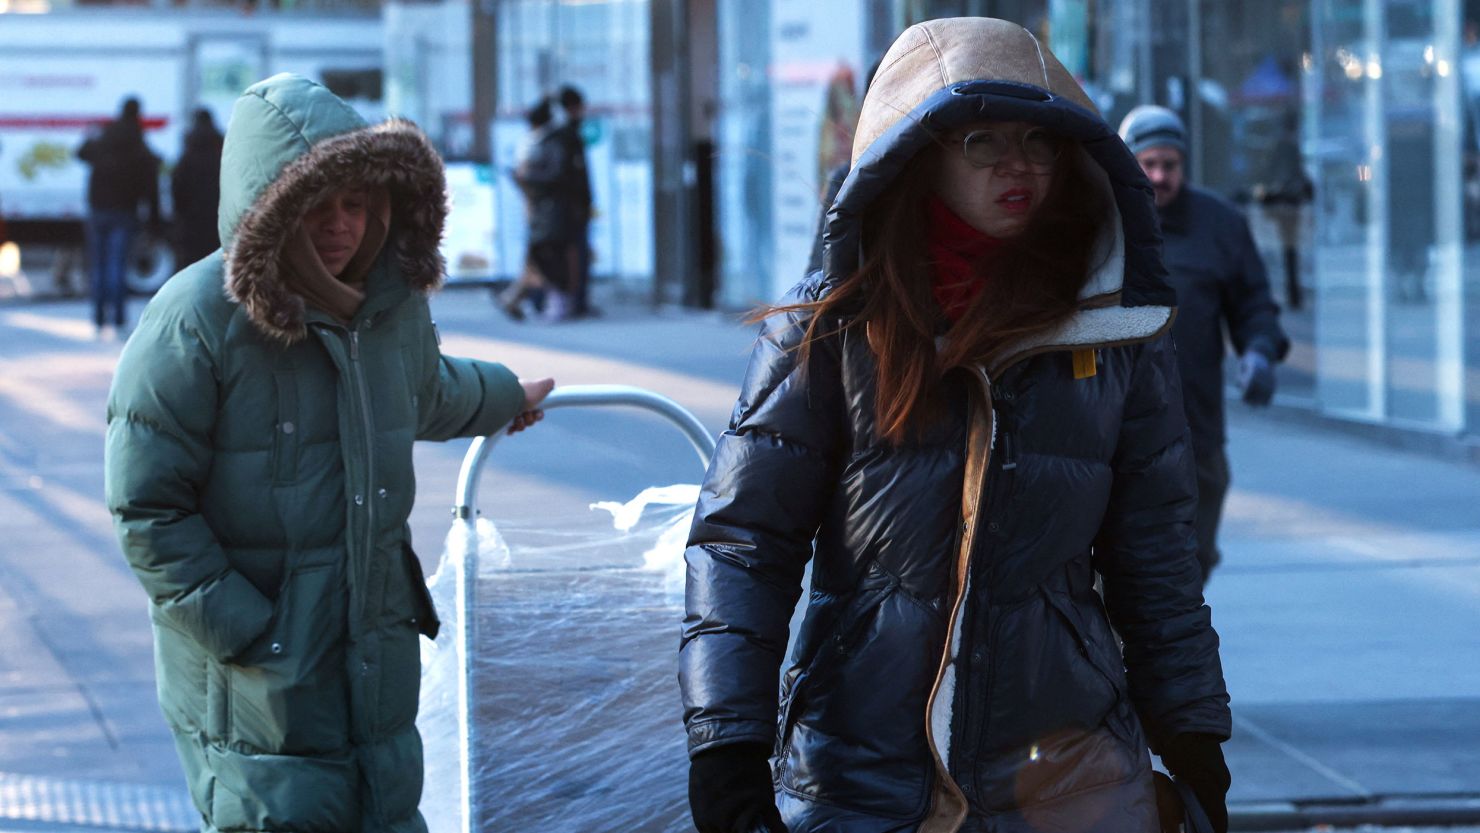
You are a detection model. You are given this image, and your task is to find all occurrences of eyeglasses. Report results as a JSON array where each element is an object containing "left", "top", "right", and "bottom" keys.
[{"left": 957, "top": 127, "right": 1063, "bottom": 169}]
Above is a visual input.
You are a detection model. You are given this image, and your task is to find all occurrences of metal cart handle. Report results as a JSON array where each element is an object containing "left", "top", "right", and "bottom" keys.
[{"left": 453, "top": 384, "right": 716, "bottom": 519}]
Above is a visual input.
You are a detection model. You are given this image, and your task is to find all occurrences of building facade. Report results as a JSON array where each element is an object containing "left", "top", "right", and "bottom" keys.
[
  {"left": 461, "top": 0, "right": 1479, "bottom": 442},
  {"left": 5, "top": 0, "right": 1478, "bottom": 440}
]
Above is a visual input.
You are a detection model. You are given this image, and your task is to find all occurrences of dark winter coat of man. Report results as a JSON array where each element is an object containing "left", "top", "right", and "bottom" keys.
[
  {"left": 169, "top": 108, "right": 225, "bottom": 269},
  {"left": 105, "top": 74, "right": 551, "bottom": 833},
  {"left": 78, "top": 97, "right": 162, "bottom": 334},
  {"left": 684, "top": 18, "right": 1230, "bottom": 833},
  {"left": 500, "top": 96, "right": 574, "bottom": 320},
  {"left": 1118, "top": 105, "right": 1290, "bottom": 582}
]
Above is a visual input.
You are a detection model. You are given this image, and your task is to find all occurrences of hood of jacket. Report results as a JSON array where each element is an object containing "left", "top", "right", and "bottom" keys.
[
  {"left": 220, "top": 73, "right": 448, "bottom": 344},
  {"left": 821, "top": 18, "right": 1175, "bottom": 370}
]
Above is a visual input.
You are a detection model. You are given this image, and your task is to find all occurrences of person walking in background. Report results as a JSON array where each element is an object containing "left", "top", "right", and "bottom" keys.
[
  {"left": 684, "top": 18, "right": 1231, "bottom": 833},
  {"left": 169, "top": 108, "right": 225, "bottom": 270},
  {"left": 500, "top": 96, "right": 572, "bottom": 321},
  {"left": 105, "top": 74, "right": 554, "bottom": 833},
  {"left": 78, "top": 96, "right": 163, "bottom": 338},
  {"left": 1253, "top": 110, "right": 1311, "bottom": 311},
  {"left": 1119, "top": 105, "right": 1290, "bottom": 584},
  {"left": 554, "top": 84, "right": 595, "bottom": 317}
]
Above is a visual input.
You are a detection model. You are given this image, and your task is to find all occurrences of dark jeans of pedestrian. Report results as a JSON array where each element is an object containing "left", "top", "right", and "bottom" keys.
[
  {"left": 87, "top": 210, "right": 138, "bottom": 329},
  {"left": 1193, "top": 448, "right": 1231, "bottom": 583},
  {"left": 569, "top": 225, "right": 591, "bottom": 315}
]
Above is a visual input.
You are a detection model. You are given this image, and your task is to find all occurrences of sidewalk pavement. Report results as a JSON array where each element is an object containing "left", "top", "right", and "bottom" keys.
[{"left": 0, "top": 290, "right": 1478, "bottom": 832}]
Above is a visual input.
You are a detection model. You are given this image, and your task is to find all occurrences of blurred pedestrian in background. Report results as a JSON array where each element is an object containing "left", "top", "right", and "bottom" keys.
[
  {"left": 77, "top": 96, "right": 162, "bottom": 338},
  {"left": 554, "top": 84, "right": 595, "bottom": 318},
  {"left": 169, "top": 107, "right": 225, "bottom": 270},
  {"left": 105, "top": 74, "right": 553, "bottom": 833},
  {"left": 1253, "top": 110, "right": 1311, "bottom": 311},
  {"left": 500, "top": 96, "right": 570, "bottom": 321},
  {"left": 684, "top": 18, "right": 1231, "bottom": 833},
  {"left": 1119, "top": 105, "right": 1290, "bottom": 584}
]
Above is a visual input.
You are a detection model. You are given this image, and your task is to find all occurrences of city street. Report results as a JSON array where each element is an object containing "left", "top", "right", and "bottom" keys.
[{"left": 0, "top": 289, "right": 1478, "bottom": 832}]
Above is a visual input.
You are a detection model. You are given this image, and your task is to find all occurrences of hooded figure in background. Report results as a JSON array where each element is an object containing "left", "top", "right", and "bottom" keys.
[
  {"left": 170, "top": 107, "right": 226, "bottom": 269},
  {"left": 105, "top": 74, "right": 551, "bottom": 833},
  {"left": 682, "top": 19, "right": 1230, "bottom": 833}
]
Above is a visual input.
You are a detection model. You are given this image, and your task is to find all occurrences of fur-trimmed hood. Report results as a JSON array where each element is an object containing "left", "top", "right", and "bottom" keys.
[
  {"left": 220, "top": 74, "right": 447, "bottom": 344},
  {"left": 821, "top": 18, "right": 1177, "bottom": 374}
]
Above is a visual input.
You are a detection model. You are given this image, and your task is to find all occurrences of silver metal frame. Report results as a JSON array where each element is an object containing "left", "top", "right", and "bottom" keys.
[{"left": 446, "top": 384, "right": 715, "bottom": 833}]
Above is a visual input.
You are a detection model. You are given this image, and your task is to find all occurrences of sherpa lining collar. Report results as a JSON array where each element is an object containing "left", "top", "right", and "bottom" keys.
[{"left": 224, "top": 118, "right": 447, "bottom": 345}]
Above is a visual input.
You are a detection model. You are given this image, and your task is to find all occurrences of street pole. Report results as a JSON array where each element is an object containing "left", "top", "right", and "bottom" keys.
[
  {"left": 1187, "top": 0, "right": 1203, "bottom": 185},
  {"left": 472, "top": 0, "right": 498, "bottom": 164}
]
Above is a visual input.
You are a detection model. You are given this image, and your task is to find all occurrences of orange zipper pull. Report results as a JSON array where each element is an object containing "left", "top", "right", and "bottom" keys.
[{"left": 1072, "top": 349, "right": 1097, "bottom": 380}]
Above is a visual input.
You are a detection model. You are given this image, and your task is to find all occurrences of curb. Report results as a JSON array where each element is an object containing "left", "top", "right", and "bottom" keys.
[
  {"left": 1230, "top": 795, "right": 1480, "bottom": 830},
  {"left": 1238, "top": 389, "right": 1480, "bottom": 468}
]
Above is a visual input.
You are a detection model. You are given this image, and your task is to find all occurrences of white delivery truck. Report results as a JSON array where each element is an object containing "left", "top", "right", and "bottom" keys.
[{"left": 0, "top": 11, "right": 383, "bottom": 294}]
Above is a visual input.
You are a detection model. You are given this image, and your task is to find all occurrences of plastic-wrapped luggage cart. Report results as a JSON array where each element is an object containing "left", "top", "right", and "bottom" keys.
[{"left": 417, "top": 385, "right": 716, "bottom": 833}]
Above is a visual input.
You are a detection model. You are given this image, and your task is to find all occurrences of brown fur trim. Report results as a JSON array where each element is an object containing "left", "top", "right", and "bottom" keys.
[{"left": 223, "top": 119, "right": 447, "bottom": 345}]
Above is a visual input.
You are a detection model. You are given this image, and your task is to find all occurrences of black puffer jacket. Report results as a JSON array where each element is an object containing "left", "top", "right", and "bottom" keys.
[{"left": 681, "top": 18, "right": 1230, "bottom": 833}]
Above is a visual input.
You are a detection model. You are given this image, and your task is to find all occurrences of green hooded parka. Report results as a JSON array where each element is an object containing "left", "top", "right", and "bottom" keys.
[{"left": 105, "top": 74, "right": 526, "bottom": 833}]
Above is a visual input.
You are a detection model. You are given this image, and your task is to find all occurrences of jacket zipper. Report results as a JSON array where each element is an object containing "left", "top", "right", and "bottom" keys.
[
  {"left": 348, "top": 324, "right": 383, "bottom": 824},
  {"left": 349, "top": 326, "right": 376, "bottom": 623},
  {"left": 960, "top": 385, "right": 1022, "bottom": 776},
  {"left": 920, "top": 366, "right": 994, "bottom": 833}
]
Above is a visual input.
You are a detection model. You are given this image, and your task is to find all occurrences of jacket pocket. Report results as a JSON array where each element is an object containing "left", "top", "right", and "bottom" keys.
[
  {"left": 779, "top": 572, "right": 936, "bottom": 819},
  {"left": 971, "top": 589, "right": 1135, "bottom": 811},
  {"left": 206, "top": 656, "right": 230, "bottom": 743},
  {"left": 775, "top": 663, "right": 805, "bottom": 760},
  {"left": 401, "top": 543, "right": 441, "bottom": 639},
  {"left": 1041, "top": 587, "right": 1129, "bottom": 740},
  {"left": 227, "top": 561, "right": 351, "bottom": 755}
]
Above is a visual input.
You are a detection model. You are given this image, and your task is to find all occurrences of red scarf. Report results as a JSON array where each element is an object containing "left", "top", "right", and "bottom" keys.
[{"left": 927, "top": 195, "right": 1002, "bottom": 322}]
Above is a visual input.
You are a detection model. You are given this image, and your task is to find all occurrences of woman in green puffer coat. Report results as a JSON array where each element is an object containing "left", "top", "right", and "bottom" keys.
[{"left": 104, "top": 74, "right": 551, "bottom": 833}]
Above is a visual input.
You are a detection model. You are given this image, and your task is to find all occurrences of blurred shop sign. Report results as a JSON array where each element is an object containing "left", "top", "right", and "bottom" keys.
[{"left": 442, "top": 162, "right": 498, "bottom": 284}]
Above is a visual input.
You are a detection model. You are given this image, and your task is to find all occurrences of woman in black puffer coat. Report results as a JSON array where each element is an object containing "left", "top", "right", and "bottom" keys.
[{"left": 680, "top": 18, "right": 1232, "bottom": 833}]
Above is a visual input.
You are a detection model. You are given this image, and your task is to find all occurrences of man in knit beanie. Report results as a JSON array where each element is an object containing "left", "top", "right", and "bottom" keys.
[{"left": 1119, "top": 104, "right": 1290, "bottom": 585}]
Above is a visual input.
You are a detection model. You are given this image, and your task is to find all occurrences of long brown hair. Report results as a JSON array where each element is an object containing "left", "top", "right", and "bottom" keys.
[{"left": 764, "top": 139, "right": 1110, "bottom": 444}]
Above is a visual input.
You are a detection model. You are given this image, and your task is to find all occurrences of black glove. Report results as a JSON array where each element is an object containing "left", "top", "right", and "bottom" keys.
[
  {"left": 1237, "top": 351, "right": 1276, "bottom": 406},
  {"left": 1160, "top": 733, "right": 1231, "bottom": 833},
  {"left": 688, "top": 743, "right": 786, "bottom": 833}
]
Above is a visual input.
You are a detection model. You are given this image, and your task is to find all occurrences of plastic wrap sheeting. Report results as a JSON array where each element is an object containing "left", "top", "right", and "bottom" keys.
[{"left": 418, "top": 485, "right": 701, "bottom": 833}]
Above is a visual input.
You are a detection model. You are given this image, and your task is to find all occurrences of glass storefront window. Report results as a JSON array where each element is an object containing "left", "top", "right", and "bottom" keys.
[
  {"left": 1468, "top": 11, "right": 1480, "bottom": 435},
  {"left": 1383, "top": 0, "right": 1445, "bottom": 423},
  {"left": 702, "top": 0, "right": 1480, "bottom": 437},
  {"left": 493, "top": 0, "right": 654, "bottom": 284},
  {"left": 1196, "top": 0, "right": 1315, "bottom": 401},
  {"left": 1309, "top": 0, "right": 1379, "bottom": 416},
  {"left": 714, "top": 0, "right": 773, "bottom": 306}
]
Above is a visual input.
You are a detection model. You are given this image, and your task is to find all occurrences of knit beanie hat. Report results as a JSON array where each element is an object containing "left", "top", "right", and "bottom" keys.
[{"left": 1118, "top": 105, "right": 1188, "bottom": 156}]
